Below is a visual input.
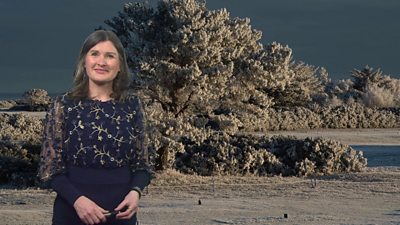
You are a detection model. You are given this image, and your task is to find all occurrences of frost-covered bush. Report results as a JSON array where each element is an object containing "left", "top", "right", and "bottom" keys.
[
  {"left": 23, "top": 88, "right": 51, "bottom": 111},
  {"left": 321, "top": 66, "right": 399, "bottom": 108},
  {"left": 175, "top": 134, "right": 367, "bottom": 176},
  {"left": 175, "top": 133, "right": 288, "bottom": 176},
  {"left": 261, "top": 104, "right": 399, "bottom": 131},
  {"left": 317, "top": 103, "right": 398, "bottom": 128},
  {"left": 266, "top": 107, "right": 322, "bottom": 131},
  {"left": 352, "top": 66, "right": 400, "bottom": 108},
  {"left": 322, "top": 78, "right": 355, "bottom": 106},
  {"left": 267, "top": 136, "right": 367, "bottom": 175},
  {"left": 0, "top": 139, "right": 40, "bottom": 186},
  {"left": 361, "top": 83, "right": 396, "bottom": 108},
  {"left": 0, "top": 113, "right": 43, "bottom": 145},
  {"left": 0, "top": 114, "right": 44, "bottom": 186},
  {"left": 318, "top": 66, "right": 399, "bottom": 109}
]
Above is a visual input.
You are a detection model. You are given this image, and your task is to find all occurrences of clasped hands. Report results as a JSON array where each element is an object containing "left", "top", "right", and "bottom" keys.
[{"left": 73, "top": 190, "right": 140, "bottom": 225}]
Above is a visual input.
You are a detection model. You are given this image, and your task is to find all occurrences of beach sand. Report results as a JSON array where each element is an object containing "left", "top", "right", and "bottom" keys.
[
  {"left": 264, "top": 128, "right": 400, "bottom": 146},
  {"left": 1, "top": 168, "right": 399, "bottom": 225}
]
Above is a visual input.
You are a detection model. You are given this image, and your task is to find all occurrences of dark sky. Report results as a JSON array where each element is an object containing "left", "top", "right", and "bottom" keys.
[{"left": 1, "top": 0, "right": 399, "bottom": 94}]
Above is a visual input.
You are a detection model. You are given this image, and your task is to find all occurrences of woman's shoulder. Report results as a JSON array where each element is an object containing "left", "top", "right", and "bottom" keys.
[{"left": 51, "top": 92, "right": 73, "bottom": 105}]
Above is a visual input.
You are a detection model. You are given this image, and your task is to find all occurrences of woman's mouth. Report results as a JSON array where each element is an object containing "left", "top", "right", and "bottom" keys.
[{"left": 94, "top": 68, "right": 109, "bottom": 74}]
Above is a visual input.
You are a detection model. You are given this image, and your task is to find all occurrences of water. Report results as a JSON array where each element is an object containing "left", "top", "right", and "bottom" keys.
[
  {"left": 0, "top": 93, "right": 61, "bottom": 101},
  {"left": 352, "top": 145, "right": 400, "bottom": 167},
  {"left": 0, "top": 93, "right": 24, "bottom": 101}
]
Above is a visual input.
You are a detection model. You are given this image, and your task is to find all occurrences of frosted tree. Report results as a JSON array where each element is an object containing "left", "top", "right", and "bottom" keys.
[
  {"left": 104, "top": 0, "right": 295, "bottom": 168},
  {"left": 269, "top": 62, "right": 324, "bottom": 107},
  {"left": 105, "top": 0, "right": 280, "bottom": 117},
  {"left": 351, "top": 65, "right": 384, "bottom": 92},
  {"left": 351, "top": 65, "right": 400, "bottom": 107}
]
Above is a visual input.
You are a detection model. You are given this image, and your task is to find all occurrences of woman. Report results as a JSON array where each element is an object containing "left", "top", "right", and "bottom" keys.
[{"left": 38, "top": 30, "right": 152, "bottom": 225}]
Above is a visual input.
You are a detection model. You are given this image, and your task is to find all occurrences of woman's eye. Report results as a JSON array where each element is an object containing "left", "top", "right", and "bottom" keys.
[{"left": 90, "top": 52, "right": 99, "bottom": 56}]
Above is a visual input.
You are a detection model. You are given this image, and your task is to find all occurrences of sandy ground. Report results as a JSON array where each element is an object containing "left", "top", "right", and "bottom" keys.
[
  {"left": 1, "top": 168, "right": 399, "bottom": 225},
  {"left": 264, "top": 128, "right": 400, "bottom": 146}
]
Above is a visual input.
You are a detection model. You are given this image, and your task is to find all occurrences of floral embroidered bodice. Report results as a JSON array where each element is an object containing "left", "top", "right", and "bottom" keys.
[
  {"left": 66, "top": 97, "right": 140, "bottom": 167},
  {"left": 38, "top": 93, "right": 149, "bottom": 181}
]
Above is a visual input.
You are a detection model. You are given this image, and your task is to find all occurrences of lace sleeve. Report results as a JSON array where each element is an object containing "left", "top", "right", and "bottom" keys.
[
  {"left": 37, "top": 96, "right": 67, "bottom": 182},
  {"left": 130, "top": 96, "right": 152, "bottom": 174}
]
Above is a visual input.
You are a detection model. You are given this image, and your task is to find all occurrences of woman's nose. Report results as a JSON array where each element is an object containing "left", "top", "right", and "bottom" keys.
[{"left": 97, "top": 55, "right": 107, "bottom": 66}]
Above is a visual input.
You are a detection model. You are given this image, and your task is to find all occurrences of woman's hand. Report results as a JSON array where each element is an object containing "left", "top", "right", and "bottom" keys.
[
  {"left": 73, "top": 196, "right": 108, "bottom": 225},
  {"left": 115, "top": 190, "right": 140, "bottom": 220}
]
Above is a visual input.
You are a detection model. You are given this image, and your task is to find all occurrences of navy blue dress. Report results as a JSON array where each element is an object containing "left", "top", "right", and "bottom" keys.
[{"left": 38, "top": 93, "right": 151, "bottom": 225}]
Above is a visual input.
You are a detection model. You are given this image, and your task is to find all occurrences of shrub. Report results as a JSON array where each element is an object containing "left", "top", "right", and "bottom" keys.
[
  {"left": 23, "top": 88, "right": 51, "bottom": 111},
  {"left": 361, "top": 83, "right": 396, "bottom": 108},
  {"left": 0, "top": 113, "right": 43, "bottom": 186},
  {"left": 175, "top": 133, "right": 367, "bottom": 176}
]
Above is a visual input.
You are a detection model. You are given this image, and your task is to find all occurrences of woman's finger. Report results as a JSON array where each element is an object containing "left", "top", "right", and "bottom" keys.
[
  {"left": 117, "top": 206, "right": 137, "bottom": 219},
  {"left": 96, "top": 206, "right": 108, "bottom": 223},
  {"left": 114, "top": 199, "right": 128, "bottom": 212},
  {"left": 74, "top": 196, "right": 107, "bottom": 224},
  {"left": 93, "top": 211, "right": 106, "bottom": 224},
  {"left": 91, "top": 216, "right": 100, "bottom": 225},
  {"left": 116, "top": 207, "right": 131, "bottom": 218},
  {"left": 85, "top": 216, "right": 94, "bottom": 225}
]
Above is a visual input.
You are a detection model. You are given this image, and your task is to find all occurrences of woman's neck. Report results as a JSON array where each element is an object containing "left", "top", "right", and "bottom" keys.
[{"left": 88, "top": 82, "right": 114, "bottom": 101}]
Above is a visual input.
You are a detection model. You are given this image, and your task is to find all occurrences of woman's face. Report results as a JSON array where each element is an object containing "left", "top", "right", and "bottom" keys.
[{"left": 84, "top": 40, "right": 120, "bottom": 86}]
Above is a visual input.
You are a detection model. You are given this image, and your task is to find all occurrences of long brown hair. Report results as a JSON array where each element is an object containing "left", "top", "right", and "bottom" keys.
[{"left": 68, "top": 30, "right": 130, "bottom": 102}]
